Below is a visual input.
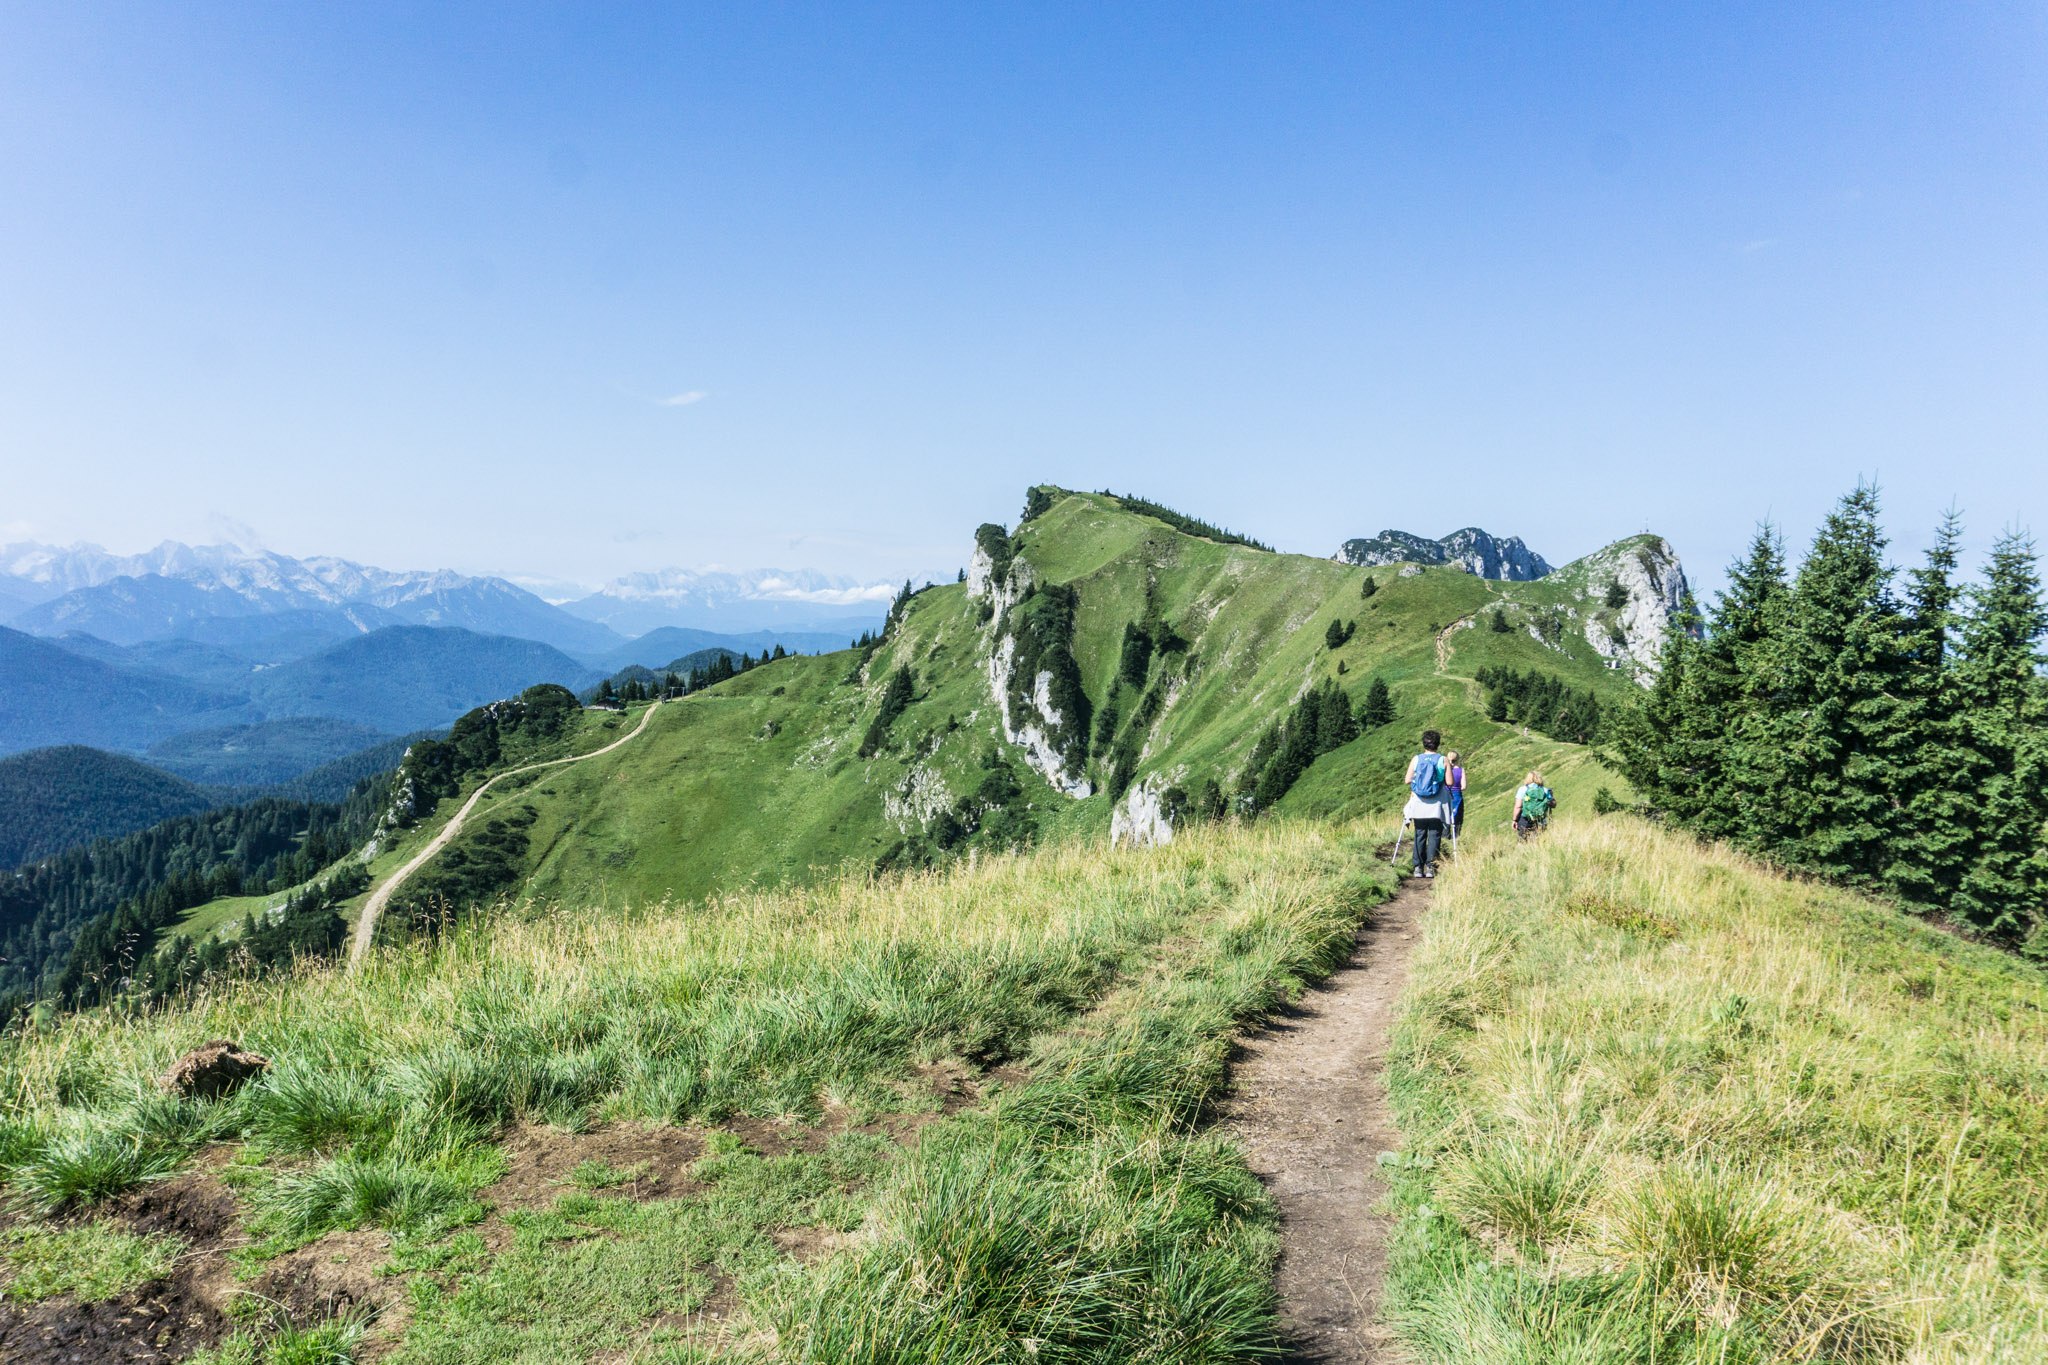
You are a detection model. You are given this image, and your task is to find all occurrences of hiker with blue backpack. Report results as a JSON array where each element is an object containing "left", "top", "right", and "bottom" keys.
[{"left": 1401, "top": 729, "right": 1453, "bottom": 878}]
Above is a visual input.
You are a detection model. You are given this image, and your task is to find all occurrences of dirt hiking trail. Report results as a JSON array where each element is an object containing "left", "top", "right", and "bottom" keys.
[
  {"left": 348, "top": 701, "right": 663, "bottom": 969},
  {"left": 1227, "top": 874, "right": 1429, "bottom": 1363}
]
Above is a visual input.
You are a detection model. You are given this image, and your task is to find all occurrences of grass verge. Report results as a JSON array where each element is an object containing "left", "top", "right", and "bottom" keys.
[
  {"left": 1387, "top": 817, "right": 2048, "bottom": 1364},
  {"left": 0, "top": 821, "right": 1394, "bottom": 1360}
]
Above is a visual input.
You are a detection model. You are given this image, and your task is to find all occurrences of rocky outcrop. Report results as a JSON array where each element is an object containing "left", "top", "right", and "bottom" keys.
[
  {"left": 1110, "top": 779, "right": 1175, "bottom": 849},
  {"left": 984, "top": 636, "right": 1093, "bottom": 797},
  {"left": 1337, "top": 528, "right": 1553, "bottom": 581},
  {"left": 966, "top": 532, "right": 1032, "bottom": 618},
  {"left": 971, "top": 536, "right": 1091, "bottom": 798},
  {"left": 1573, "top": 537, "right": 1691, "bottom": 680}
]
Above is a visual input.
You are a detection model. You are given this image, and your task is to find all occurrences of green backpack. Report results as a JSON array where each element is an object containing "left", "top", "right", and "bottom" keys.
[{"left": 1522, "top": 785, "right": 1555, "bottom": 821}]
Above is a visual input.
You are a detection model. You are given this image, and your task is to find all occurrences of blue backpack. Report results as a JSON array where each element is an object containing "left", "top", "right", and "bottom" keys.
[{"left": 1410, "top": 754, "right": 1445, "bottom": 800}]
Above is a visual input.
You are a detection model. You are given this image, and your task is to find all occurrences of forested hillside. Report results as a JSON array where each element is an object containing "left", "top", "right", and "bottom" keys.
[
  {"left": 0, "top": 780, "right": 391, "bottom": 1018},
  {"left": 0, "top": 747, "right": 215, "bottom": 868}
]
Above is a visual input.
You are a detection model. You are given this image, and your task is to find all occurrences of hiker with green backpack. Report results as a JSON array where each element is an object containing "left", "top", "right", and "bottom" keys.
[
  {"left": 1402, "top": 729, "right": 1453, "bottom": 878},
  {"left": 1513, "top": 770, "right": 1556, "bottom": 839}
]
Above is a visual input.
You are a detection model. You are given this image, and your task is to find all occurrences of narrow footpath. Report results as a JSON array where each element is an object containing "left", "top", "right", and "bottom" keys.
[
  {"left": 1227, "top": 875, "right": 1429, "bottom": 1363},
  {"left": 347, "top": 701, "right": 663, "bottom": 970}
]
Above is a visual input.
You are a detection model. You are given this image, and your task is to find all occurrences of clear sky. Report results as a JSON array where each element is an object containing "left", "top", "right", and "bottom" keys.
[{"left": 2, "top": 3, "right": 2044, "bottom": 595}]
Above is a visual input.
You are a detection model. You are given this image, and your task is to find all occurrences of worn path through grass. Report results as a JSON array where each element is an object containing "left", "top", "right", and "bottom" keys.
[
  {"left": 1227, "top": 872, "right": 1428, "bottom": 1362},
  {"left": 347, "top": 701, "right": 663, "bottom": 968}
]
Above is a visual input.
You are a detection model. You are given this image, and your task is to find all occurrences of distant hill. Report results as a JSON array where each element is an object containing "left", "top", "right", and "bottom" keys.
[
  {"left": 145, "top": 717, "right": 397, "bottom": 787},
  {"left": 46, "top": 632, "right": 269, "bottom": 689},
  {"left": 0, "top": 746, "right": 215, "bottom": 868},
  {"left": 590, "top": 626, "right": 862, "bottom": 672},
  {"left": 1336, "top": 527, "right": 1553, "bottom": 580},
  {"left": 0, "top": 626, "right": 246, "bottom": 756},
  {"left": 174, "top": 606, "right": 404, "bottom": 662},
  {"left": 245, "top": 626, "right": 596, "bottom": 732},
  {"left": 265, "top": 731, "right": 426, "bottom": 804},
  {"left": 3, "top": 622, "right": 605, "bottom": 760}
]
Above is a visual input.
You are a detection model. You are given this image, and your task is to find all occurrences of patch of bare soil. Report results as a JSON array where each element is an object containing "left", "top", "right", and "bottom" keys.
[
  {"left": 0, "top": 1153, "right": 254, "bottom": 1364},
  {"left": 1225, "top": 876, "right": 1429, "bottom": 1364},
  {"left": 0, "top": 1271, "right": 230, "bottom": 1364},
  {"left": 489, "top": 1121, "right": 708, "bottom": 1208},
  {"left": 251, "top": 1228, "right": 397, "bottom": 1328}
]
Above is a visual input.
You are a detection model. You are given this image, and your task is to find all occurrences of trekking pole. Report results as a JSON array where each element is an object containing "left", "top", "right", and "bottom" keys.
[{"left": 1389, "top": 818, "right": 1411, "bottom": 867}]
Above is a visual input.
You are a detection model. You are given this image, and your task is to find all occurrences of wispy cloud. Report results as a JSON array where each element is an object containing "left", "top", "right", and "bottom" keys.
[{"left": 656, "top": 390, "right": 707, "bottom": 407}]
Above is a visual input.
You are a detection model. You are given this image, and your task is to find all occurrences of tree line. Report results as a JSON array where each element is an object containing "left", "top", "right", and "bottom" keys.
[
  {"left": 1478, "top": 666, "right": 1604, "bottom": 744},
  {"left": 1611, "top": 487, "right": 2048, "bottom": 956}
]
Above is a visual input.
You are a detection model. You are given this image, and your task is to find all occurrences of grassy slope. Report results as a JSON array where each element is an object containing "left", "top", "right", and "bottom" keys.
[
  {"left": 439, "top": 491, "right": 1636, "bottom": 912},
  {"left": 1389, "top": 816, "right": 2048, "bottom": 1364},
  {"left": 170, "top": 705, "right": 667, "bottom": 944},
  {"left": 0, "top": 821, "right": 1395, "bottom": 1362}
]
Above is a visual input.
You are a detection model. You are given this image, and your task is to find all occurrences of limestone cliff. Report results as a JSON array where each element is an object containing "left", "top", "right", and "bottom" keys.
[{"left": 1336, "top": 527, "right": 1553, "bottom": 581}]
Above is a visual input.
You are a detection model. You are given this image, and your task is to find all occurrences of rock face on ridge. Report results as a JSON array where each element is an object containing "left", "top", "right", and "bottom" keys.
[
  {"left": 1110, "top": 779, "right": 1176, "bottom": 849},
  {"left": 968, "top": 533, "right": 1094, "bottom": 799},
  {"left": 1564, "top": 536, "right": 1691, "bottom": 680},
  {"left": 1336, "top": 528, "right": 1553, "bottom": 581}
]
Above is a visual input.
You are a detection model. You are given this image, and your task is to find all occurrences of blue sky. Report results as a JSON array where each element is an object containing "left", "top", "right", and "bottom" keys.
[{"left": 2, "top": 3, "right": 2043, "bottom": 595}]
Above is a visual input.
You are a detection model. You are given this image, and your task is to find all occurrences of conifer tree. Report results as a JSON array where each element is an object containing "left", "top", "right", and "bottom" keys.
[
  {"left": 1951, "top": 530, "right": 2048, "bottom": 933},
  {"left": 1884, "top": 512, "right": 1974, "bottom": 906},
  {"left": 1315, "top": 680, "right": 1359, "bottom": 751},
  {"left": 1692, "top": 523, "right": 1791, "bottom": 844},
  {"left": 1360, "top": 575, "right": 1377, "bottom": 599},
  {"left": 1361, "top": 676, "right": 1394, "bottom": 727},
  {"left": 1769, "top": 487, "right": 1912, "bottom": 882}
]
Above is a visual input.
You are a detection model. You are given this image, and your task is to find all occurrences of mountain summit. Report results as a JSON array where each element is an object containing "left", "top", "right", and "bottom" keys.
[{"left": 1335, "top": 527, "right": 1553, "bottom": 581}]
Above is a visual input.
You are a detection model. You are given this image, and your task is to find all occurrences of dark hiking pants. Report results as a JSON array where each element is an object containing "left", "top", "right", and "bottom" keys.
[{"left": 1412, "top": 818, "right": 1443, "bottom": 871}]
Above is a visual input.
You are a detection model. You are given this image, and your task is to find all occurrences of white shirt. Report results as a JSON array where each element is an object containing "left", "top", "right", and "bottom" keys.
[{"left": 1403, "top": 755, "right": 1451, "bottom": 822}]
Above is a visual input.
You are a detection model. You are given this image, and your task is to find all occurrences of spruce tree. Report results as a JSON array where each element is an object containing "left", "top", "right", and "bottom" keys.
[
  {"left": 1361, "top": 676, "right": 1394, "bottom": 727},
  {"left": 1361, "top": 575, "right": 1377, "bottom": 599},
  {"left": 1315, "top": 681, "right": 1359, "bottom": 751},
  {"left": 1694, "top": 523, "right": 1791, "bottom": 844},
  {"left": 1951, "top": 530, "right": 2048, "bottom": 935},
  {"left": 1884, "top": 512, "right": 1973, "bottom": 907},
  {"left": 1768, "top": 487, "right": 1911, "bottom": 881}
]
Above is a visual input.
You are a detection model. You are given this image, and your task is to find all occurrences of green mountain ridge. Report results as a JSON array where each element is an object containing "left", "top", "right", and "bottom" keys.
[{"left": 356, "top": 489, "right": 1659, "bottom": 926}]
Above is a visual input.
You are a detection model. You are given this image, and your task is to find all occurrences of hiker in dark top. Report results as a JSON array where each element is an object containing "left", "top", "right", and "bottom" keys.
[{"left": 1403, "top": 729, "right": 1452, "bottom": 878}]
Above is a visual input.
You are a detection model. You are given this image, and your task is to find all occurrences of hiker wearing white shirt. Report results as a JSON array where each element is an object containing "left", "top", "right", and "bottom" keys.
[{"left": 1403, "top": 729, "right": 1452, "bottom": 878}]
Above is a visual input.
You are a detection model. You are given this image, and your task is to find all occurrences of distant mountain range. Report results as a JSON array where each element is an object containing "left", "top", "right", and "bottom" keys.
[
  {"left": 1334, "top": 528, "right": 1554, "bottom": 581},
  {"left": 0, "top": 540, "right": 898, "bottom": 645},
  {"left": 560, "top": 567, "right": 902, "bottom": 636}
]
